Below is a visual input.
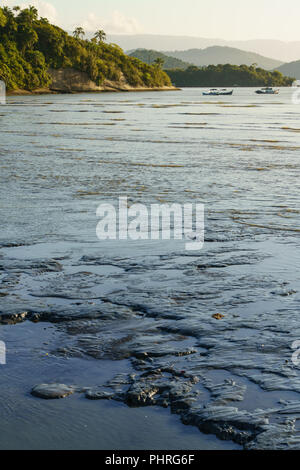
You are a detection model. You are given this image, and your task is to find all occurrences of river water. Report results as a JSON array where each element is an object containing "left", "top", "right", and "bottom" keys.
[{"left": 0, "top": 88, "right": 300, "bottom": 450}]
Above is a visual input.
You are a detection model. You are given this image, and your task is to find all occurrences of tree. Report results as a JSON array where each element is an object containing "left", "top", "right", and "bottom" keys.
[
  {"left": 93, "top": 29, "right": 106, "bottom": 44},
  {"left": 154, "top": 57, "right": 164, "bottom": 69},
  {"left": 0, "top": 8, "right": 7, "bottom": 27},
  {"left": 167, "top": 64, "right": 294, "bottom": 88},
  {"left": 28, "top": 6, "right": 38, "bottom": 20},
  {"left": 18, "top": 6, "right": 38, "bottom": 25},
  {"left": 17, "top": 7, "right": 39, "bottom": 54},
  {"left": 73, "top": 27, "right": 85, "bottom": 40}
]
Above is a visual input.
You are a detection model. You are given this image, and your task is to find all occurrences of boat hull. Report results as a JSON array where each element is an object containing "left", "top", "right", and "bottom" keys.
[
  {"left": 203, "top": 90, "right": 233, "bottom": 96},
  {"left": 256, "top": 89, "right": 279, "bottom": 95}
]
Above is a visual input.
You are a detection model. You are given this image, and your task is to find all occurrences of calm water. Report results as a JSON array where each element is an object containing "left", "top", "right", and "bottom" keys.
[{"left": 0, "top": 88, "right": 300, "bottom": 449}]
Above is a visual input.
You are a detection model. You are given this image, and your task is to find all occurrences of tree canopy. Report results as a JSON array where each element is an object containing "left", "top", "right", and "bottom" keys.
[
  {"left": 129, "top": 49, "right": 191, "bottom": 70},
  {"left": 167, "top": 64, "right": 294, "bottom": 87},
  {"left": 0, "top": 6, "right": 171, "bottom": 91}
]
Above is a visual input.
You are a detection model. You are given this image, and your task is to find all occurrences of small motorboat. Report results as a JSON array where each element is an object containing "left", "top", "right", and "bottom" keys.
[
  {"left": 203, "top": 88, "right": 233, "bottom": 96},
  {"left": 255, "top": 87, "right": 279, "bottom": 95}
]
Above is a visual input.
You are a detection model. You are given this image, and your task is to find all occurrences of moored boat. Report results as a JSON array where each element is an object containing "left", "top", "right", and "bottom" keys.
[
  {"left": 203, "top": 88, "right": 233, "bottom": 96},
  {"left": 255, "top": 87, "right": 279, "bottom": 95}
]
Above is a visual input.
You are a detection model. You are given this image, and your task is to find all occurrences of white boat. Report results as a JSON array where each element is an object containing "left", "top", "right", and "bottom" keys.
[
  {"left": 203, "top": 88, "right": 233, "bottom": 96},
  {"left": 255, "top": 87, "right": 279, "bottom": 95}
]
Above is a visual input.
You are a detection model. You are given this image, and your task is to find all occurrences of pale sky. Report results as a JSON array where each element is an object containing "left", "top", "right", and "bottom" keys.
[{"left": 2, "top": 0, "right": 300, "bottom": 41}]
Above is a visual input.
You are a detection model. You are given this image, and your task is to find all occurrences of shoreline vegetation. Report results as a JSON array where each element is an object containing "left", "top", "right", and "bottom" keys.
[
  {"left": 167, "top": 64, "right": 294, "bottom": 87},
  {"left": 0, "top": 6, "right": 174, "bottom": 94}
]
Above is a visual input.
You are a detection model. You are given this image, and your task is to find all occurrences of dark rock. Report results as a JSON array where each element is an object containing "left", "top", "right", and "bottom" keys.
[
  {"left": 31, "top": 384, "right": 75, "bottom": 399},
  {"left": 85, "top": 390, "right": 114, "bottom": 400}
]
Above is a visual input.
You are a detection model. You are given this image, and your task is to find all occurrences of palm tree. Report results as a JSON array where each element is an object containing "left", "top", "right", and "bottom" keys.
[
  {"left": 17, "top": 5, "right": 38, "bottom": 25},
  {"left": 23, "top": 5, "right": 38, "bottom": 24},
  {"left": 93, "top": 29, "right": 106, "bottom": 44},
  {"left": 28, "top": 5, "right": 38, "bottom": 19},
  {"left": 73, "top": 27, "right": 85, "bottom": 40},
  {"left": 154, "top": 57, "right": 164, "bottom": 69}
]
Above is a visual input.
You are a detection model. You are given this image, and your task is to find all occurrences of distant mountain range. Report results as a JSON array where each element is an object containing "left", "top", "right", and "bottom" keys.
[
  {"left": 276, "top": 60, "right": 300, "bottom": 79},
  {"left": 163, "top": 47, "right": 283, "bottom": 70},
  {"left": 107, "top": 34, "right": 300, "bottom": 63},
  {"left": 129, "top": 47, "right": 282, "bottom": 71},
  {"left": 129, "top": 49, "right": 192, "bottom": 69}
]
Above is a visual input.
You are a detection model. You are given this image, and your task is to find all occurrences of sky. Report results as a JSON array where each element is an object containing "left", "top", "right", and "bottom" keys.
[{"left": 2, "top": 0, "right": 300, "bottom": 41}]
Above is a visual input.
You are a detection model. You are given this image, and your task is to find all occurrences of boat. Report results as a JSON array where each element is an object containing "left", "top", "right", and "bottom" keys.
[
  {"left": 255, "top": 87, "right": 279, "bottom": 95},
  {"left": 203, "top": 88, "right": 233, "bottom": 96}
]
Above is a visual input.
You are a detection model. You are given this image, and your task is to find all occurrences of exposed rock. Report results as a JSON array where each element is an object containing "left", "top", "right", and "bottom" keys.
[
  {"left": 126, "top": 382, "right": 160, "bottom": 407},
  {"left": 48, "top": 68, "right": 176, "bottom": 94},
  {"left": 0, "top": 311, "right": 28, "bottom": 325},
  {"left": 85, "top": 389, "right": 114, "bottom": 400},
  {"left": 245, "top": 423, "right": 300, "bottom": 450},
  {"left": 206, "top": 379, "right": 247, "bottom": 405},
  {"left": 0, "top": 259, "right": 62, "bottom": 273},
  {"left": 212, "top": 314, "right": 225, "bottom": 320},
  {"left": 31, "top": 384, "right": 75, "bottom": 399},
  {"left": 182, "top": 405, "right": 268, "bottom": 445}
]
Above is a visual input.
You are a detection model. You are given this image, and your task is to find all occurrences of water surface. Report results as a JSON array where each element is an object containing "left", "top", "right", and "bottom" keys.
[{"left": 0, "top": 88, "right": 300, "bottom": 449}]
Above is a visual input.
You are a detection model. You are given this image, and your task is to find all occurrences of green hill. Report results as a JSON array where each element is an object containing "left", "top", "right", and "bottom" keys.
[
  {"left": 165, "top": 46, "right": 283, "bottom": 70},
  {"left": 276, "top": 60, "right": 300, "bottom": 80},
  {"left": 0, "top": 6, "right": 171, "bottom": 91},
  {"left": 167, "top": 64, "right": 294, "bottom": 87},
  {"left": 129, "top": 49, "right": 191, "bottom": 70}
]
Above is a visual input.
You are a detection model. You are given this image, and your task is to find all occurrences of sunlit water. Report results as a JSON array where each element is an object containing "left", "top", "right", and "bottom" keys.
[{"left": 0, "top": 88, "right": 300, "bottom": 449}]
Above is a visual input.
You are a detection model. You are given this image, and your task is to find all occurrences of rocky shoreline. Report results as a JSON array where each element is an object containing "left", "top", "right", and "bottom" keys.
[
  {"left": 6, "top": 67, "right": 179, "bottom": 96},
  {"left": 1, "top": 248, "right": 300, "bottom": 451},
  {"left": 7, "top": 86, "right": 179, "bottom": 96}
]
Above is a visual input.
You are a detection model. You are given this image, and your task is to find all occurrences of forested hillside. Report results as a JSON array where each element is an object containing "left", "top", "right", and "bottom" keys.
[
  {"left": 0, "top": 6, "right": 171, "bottom": 91},
  {"left": 167, "top": 64, "right": 294, "bottom": 87},
  {"left": 129, "top": 49, "right": 191, "bottom": 70}
]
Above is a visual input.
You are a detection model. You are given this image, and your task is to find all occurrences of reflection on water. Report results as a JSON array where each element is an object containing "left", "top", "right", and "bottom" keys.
[{"left": 0, "top": 88, "right": 300, "bottom": 450}]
